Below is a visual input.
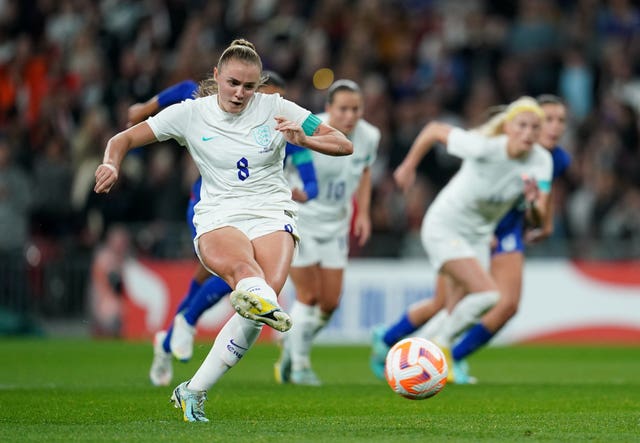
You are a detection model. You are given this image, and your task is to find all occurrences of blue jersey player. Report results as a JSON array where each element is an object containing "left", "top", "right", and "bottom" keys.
[{"left": 139, "top": 72, "right": 319, "bottom": 386}]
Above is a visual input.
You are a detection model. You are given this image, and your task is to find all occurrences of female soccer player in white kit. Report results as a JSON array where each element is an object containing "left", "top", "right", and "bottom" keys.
[
  {"left": 274, "top": 80, "right": 380, "bottom": 385},
  {"left": 371, "top": 96, "right": 569, "bottom": 383},
  {"left": 392, "top": 96, "right": 553, "bottom": 374},
  {"left": 94, "top": 39, "right": 352, "bottom": 422}
]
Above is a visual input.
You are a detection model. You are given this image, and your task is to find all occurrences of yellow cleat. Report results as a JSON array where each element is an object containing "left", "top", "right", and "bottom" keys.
[
  {"left": 230, "top": 290, "right": 292, "bottom": 332},
  {"left": 433, "top": 340, "right": 455, "bottom": 384}
]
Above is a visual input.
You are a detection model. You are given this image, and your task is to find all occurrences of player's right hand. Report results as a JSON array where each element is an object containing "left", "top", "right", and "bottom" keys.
[
  {"left": 94, "top": 163, "right": 119, "bottom": 193},
  {"left": 393, "top": 162, "right": 416, "bottom": 193},
  {"left": 127, "top": 104, "right": 146, "bottom": 127}
]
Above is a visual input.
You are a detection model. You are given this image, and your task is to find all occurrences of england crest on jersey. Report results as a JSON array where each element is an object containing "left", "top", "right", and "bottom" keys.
[{"left": 252, "top": 125, "right": 272, "bottom": 147}]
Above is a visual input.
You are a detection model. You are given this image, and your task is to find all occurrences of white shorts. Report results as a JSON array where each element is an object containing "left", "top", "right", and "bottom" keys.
[
  {"left": 292, "top": 231, "right": 349, "bottom": 268},
  {"left": 194, "top": 212, "right": 299, "bottom": 272},
  {"left": 421, "top": 220, "right": 490, "bottom": 272}
]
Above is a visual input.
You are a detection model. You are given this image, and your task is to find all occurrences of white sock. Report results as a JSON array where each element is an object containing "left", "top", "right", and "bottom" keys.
[
  {"left": 236, "top": 276, "right": 278, "bottom": 304},
  {"left": 433, "top": 291, "right": 499, "bottom": 347},
  {"left": 188, "top": 314, "right": 263, "bottom": 391},
  {"left": 287, "top": 300, "right": 318, "bottom": 370},
  {"left": 416, "top": 309, "right": 448, "bottom": 341},
  {"left": 312, "top": 306, "right": 331, "bottom": 337}
]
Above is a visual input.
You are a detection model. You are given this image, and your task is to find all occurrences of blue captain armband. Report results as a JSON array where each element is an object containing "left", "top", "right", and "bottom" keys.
[
  {"left": 537, "top": 180, "right": 551, "bottom": 193},
  {"left": 301, "top": 113, "right": 322, "bottom": 136}
]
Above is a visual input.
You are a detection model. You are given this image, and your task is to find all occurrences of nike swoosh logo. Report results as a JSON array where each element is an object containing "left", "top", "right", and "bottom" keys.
[
  {"left": 201, "top": 136, "right": 216, "bottom": 141},
  {"left": 229, "top": 339, "right": 248, "bottom": 350}
]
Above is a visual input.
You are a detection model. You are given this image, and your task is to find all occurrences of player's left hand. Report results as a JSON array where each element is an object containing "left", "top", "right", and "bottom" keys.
[
  {"left": 275, "top": 116, "right": 306, "bottom": 146},
  {"left": 524, "top": 228, "right": 547, "bottom": 244},
  {"left": 522, "top": 174, "right": 539, "bottom": 204},
  {"left": 291, "top": 187, "right": 308, "bottom": 202},
  {"left": 353, "top": 215, "right": 371, "bottom": 247},
  {"left": 94, "top": 163, "right": 119, "bottom": 193}
]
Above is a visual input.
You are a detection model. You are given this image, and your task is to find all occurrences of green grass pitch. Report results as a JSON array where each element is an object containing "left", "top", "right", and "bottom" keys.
[{"left": 0, "top": 339, "right": 638, "bottom": 442}]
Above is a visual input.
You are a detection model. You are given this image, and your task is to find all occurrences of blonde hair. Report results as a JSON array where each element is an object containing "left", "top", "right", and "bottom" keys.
[
  {"left": 477, "top": 96, "right": 545, "bottom": 136},
  {"left": 197, "top": 39, "right": 265, "bottom": 97}
]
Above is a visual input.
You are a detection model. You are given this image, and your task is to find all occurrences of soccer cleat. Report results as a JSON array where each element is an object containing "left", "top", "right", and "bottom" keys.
[
  {"left": 170, "top": 313, "right": 196, "bottom": 362},
  {"left": 274, "top": 339, "right": 292, "bottom": 384},
  {"left": 433, "top": 340, "right": 455, "bottom": 383},
  {"left": 291, "top": 367, "right": 322, "bottom": 386},
  {"left": 149, "top": 330, "right": 173, "bottom": 386},
  {"left": 369, "top": 325, "right": 390, "bottom": 381},
  {"left": 170, "top": 381, "right": 209, "bottom": 422},
  {"left": 229, "top": 290, "right": 292, "bottom": 332},
  {"left": 452, "top": 358, "right": 478, "bottom": 385}
]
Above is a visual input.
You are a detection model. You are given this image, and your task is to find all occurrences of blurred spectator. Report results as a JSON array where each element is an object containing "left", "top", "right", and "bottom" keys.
[
  {"left": 0, "top": 135, "right": 31, "bottom": 316},
  {"left": 0, "top": 0, "right": 636, "bottom": 262},
  {"left": 0, "top": 135, "right": 31, "bottom": 253}
]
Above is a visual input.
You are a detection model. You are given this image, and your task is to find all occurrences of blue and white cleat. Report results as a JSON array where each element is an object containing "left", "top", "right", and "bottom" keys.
[
  {"left": 149, "top": 330, "right": 173, "bottom": 386},
  {"left": 452, "top": 359, "right": 478, "bottom": 385},
  {"left": 170, "top": 381, "right": 209, "bottom": 422},
  {"left": 291, "top": 367, "right": 322, "bottom": 386},
  {"left": 369, "top": 325, "right": 389, "bottom": 381},
  {"left": 170, "top": 313, "right": 196, "bottom": 362},
  {"left": 230, "top": 290, "right": 292, "bottom": 332}
]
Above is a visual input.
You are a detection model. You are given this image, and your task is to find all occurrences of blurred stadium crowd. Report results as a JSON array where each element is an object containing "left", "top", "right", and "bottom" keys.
[{"left": 1, "top": 0, "right": 640, "bottom": 268}]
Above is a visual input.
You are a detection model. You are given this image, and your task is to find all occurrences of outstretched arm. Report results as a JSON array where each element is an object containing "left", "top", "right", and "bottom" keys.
[
  {"left": 127, "top": 80, "right": 198, "bottom": 126},
  {"left": 353, "top": 167, "right": 373, "bottom": 246},
  {"left": 394, "top": 122, "right": 452, "bottom": 193},
  {"left": 525, "top": 187, "right": 553, "bottom": 244},
  {"left": 288, "top": 144, "right": 318, "bottom": 202},
  {"left": 275, "top": 117, "right": 353, "bottom": 156},
  {"left": 94, "top": 122, "right": 158, "bottom": 193}
]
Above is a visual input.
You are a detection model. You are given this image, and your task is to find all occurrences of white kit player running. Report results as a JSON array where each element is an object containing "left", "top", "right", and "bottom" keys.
[
  {"left": 94, "top": 39, "right": 352, "bottom": 422},
  {"left": 393, "top": 96, "right": 553, "bottom": 374},
  {"left": 274, "top": 80, "right": 380, "bottom": 386}
]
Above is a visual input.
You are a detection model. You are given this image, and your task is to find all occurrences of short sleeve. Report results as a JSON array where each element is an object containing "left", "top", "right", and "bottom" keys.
[
  {"left": 532, "top": 148, "right": 554, "bottom": 193},
  {"left": 146, "top": 101, "right": 192, "bottom": 146},
  {"left": 366, "top": 127, "right": 381, "bottom": 167},
  {"left": 278, "top": 98, "right": 317, "bottom": 134},
  {"left": 447, "top": 128, "right": 496, "bottom": 159},
  {"left": 552, "top": 146, "right": 571, "bottom": 179}
]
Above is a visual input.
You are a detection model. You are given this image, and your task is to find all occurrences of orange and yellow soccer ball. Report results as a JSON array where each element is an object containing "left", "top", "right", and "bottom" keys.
[{"left": 384, "top": 337, "right": 448, "bottom": 400}]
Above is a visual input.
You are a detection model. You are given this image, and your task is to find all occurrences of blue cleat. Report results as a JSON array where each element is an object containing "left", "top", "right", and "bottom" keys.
[
  {"left": 291, "top": 367, "right": 322, "bottom": 386},
  {"left": 170, "top": 381, "right": 209, "bottom": 422},
  {"left": 452, "top": 359, "right": 478, "bottom": 385},
  {"left": 369, "top": 325, "right": 389, "bottom": 381}
]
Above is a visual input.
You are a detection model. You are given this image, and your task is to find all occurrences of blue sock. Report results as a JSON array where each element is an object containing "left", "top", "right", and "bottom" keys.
[
  {"left": 383, "top": 312, "right": 418, "bottom": 347},
  {"left": 182, "top": 276, "right": 231, "bottom": 326},
  {"left": 163, "top": 279, "right": 202, "bottom": 353},
  {"left": 452, "top": 323, "right": 494, "bottom": 361}
]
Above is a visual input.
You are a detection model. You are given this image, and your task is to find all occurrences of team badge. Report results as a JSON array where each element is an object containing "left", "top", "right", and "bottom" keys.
[{"left": 252, "top": 125, "right": 272, "bottom": 147}]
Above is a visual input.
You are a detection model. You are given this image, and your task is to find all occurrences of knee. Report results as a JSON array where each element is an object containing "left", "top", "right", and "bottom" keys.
[
  {"left": 319, "top": 300, "right": 339, "bottom": 314},
  {"left": 502, "top": 298, "right": 519, "bottom": 319},
  {"left": 495, "top": 295, "right": 519, "bottom": 320}
]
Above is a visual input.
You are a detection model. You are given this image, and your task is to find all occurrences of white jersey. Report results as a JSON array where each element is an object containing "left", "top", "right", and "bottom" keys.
[
  {"left": 424, "top": 127, "right": 553, "bottom": 240},
  {"left": 297, "top": 113, "right": 380, "bottom": 238},
  {"left": 147, "top": 92, "right": 317, "bottom": 238}
]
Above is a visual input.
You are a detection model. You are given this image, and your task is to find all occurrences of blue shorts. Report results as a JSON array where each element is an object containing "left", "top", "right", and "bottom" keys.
[
  {"left": 493, "top": 209, "right": 524, "bottom": 255},
  {"left": 187, "top": 177, "right": 202, "bottom": 241}
]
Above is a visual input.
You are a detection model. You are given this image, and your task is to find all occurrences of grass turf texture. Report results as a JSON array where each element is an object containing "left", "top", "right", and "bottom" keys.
[{"left": 0, "top": 340, "right": 638, "bottom": 442}]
